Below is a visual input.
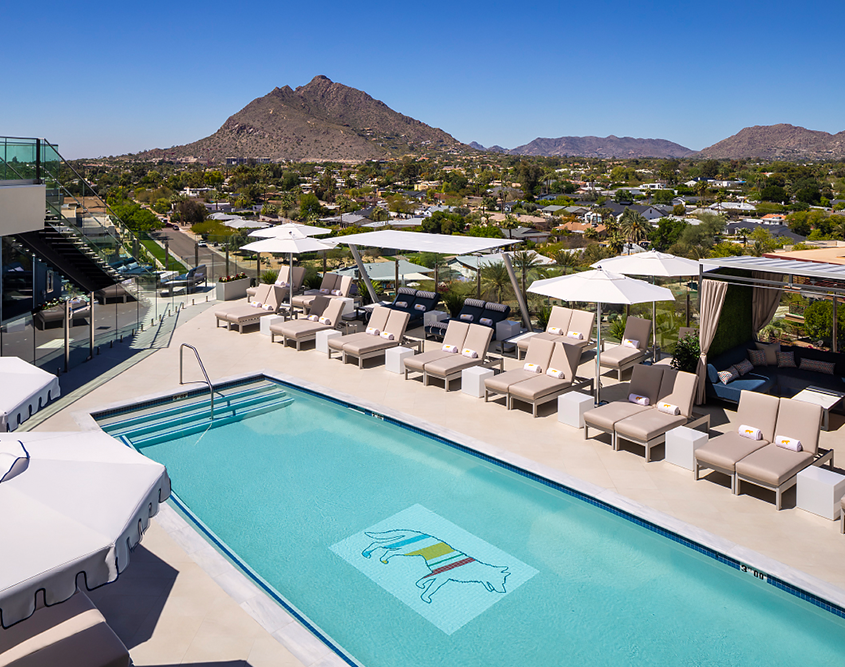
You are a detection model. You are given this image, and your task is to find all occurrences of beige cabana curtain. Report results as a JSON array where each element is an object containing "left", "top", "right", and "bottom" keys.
[
  {"left": 695, "top": 279, "right": 728, "bottom": 404},
  {"left": 752, "top": 271, "right": 784, "bottom": 338}
]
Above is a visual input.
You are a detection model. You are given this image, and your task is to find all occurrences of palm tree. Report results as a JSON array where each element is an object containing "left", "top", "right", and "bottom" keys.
[
  {"left": 512, "top": 250, "right": 547, "bottom": 305},
  {"left": 479, "top": 261, "right": 512, "bottom": 303},
  {"left": 695, "top": 180, "right": 708, "bottom": 205},
  {"left": 552, "top": 249, "right": 577, "bottom": 275},
  {"left": 607, "top": 230, "right": 625, "bottom": 255},
  {"left": 501, "top": 213, "right": 519, "bottom": 239},
  {"left": 619, "top": 209, "right": 652, "bottom": 251}
]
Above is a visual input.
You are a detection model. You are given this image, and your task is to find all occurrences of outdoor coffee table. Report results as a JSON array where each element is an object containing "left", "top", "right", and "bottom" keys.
[{"left": 792, "top": 386, "right": 845, "bottom": 431}]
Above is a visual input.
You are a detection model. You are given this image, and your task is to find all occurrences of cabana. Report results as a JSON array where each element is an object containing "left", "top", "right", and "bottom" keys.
[
  {"left": 696, "top": 255, "right": 845, "bottom": 405},
  {"left": 332, "top": 230, "right": 529, "bottom": 328}
]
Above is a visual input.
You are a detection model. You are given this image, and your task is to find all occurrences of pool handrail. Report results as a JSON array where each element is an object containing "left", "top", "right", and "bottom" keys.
[{"left": 179, "top": 343, "right": 215, "bottom": 420}]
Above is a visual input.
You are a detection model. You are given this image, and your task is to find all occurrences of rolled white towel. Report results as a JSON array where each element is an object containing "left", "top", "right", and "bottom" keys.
[
  {"left": 331, "top": 289, "right": 343, "bottom": 296},
  {"left": 738, "top": 425, "right": 762, "bottom": 440},
  {"left": 622, "top": 338, "right": 639, "bottom": 349},
  {"left": 479, "top": 317, "right": 493, "bottom": 326},
  {"left": 548, "top": 326, "right": 564, "bottom": 335},
  {"left": 319, "top": 316, "right": 332, "bottom": 325},
  {"left": 657, "top": 402, "right": 680, "bottom": 416},
  {"left": 523, "top": 362, "right": 543, "bottom": 374},
  {"left": 546, "top": 367, "right": 565, "bottom": 379},
  {"left": 307, "top": 315, "right": 319, "bottom": 322},
  {"left": 567, "top": 331, "right": 584, "bottom": 340},
  {"left": 262, "top": 304, "right": 274, "bottom": 311},
  {"left": 462, "top": 348, "right": 478, "bottom": 359},
  {"left": 628, "top": 393, "right": 649, "bottom": 406},
  {"left": 365, "top": 326, "right": 380, "bottom": 336},
  {"left": 774, "top": 435, "right": 802, "bottom": 452},
  {"left": 442, "top": 344, "right": 458, "bottom": 354},
  {"left": 380, "top": 331, "right": 394, "bottom": 340}
]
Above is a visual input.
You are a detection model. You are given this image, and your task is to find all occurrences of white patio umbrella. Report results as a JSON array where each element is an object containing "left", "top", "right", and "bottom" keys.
[
  {"left": 241, "top": 229, "right": 334, "bottom": 311},
  {"left": 593, "top": 250, "right": 700, "bottom": 357},
  {"left": 0, "top": 431, "right": 170, "bottom": 628},
  {"left": 528, "top": 268, "right": 674, "bottom": 404},
  {"left": 249, "top": 222, "right": 331, "bottom": 238}
]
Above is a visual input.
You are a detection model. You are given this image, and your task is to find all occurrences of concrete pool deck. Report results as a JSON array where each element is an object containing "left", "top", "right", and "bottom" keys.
[{"left": 27, "top": 301, "right": 845, "bottom": 664}]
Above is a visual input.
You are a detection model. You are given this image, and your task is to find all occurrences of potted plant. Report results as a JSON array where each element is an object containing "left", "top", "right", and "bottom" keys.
[
  {"left": 671, "top": 333, "right": 700, "bottom": 373},
  {"left": 216, "top": 272, "right": 250, "bottom": 301}
]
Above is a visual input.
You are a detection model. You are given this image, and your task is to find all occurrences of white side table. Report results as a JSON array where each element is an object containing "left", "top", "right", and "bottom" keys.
[
  {"left": 385, "top": 346, "right": 414, "bottom": 374},
  {"left": 423, "top": 310, "right": 449, "bottom": 327},
  {"left": 316, "top": 329, "right": 342, "bottom": 354},
  {"left": 797, "top": 466, "right": 845, "bottom": 520},
  {"left": 462, "top": 366, "right": 494, "bottom": 398},
  {"left": 260, "top": 314, "right": 286, "bottom": 337},
  {"left": 336, "top": 297, "right": 355, "bottom": 318},
  {"left": 664, "top": 426, "right": 709, "bottom": 471},
  {"left": 557, "top": 392, "right": 594, "bottom": 428}
]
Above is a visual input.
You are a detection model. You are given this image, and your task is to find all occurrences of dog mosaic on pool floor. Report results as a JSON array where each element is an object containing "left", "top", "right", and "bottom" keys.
[{"left": 331, "top": 504, "right": 537, "bottom": 634}]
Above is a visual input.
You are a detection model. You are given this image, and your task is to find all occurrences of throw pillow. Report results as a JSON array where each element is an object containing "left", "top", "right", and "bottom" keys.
[
  {"left": 755, "top": 341, "right": 780, "bottom": 366},
  {"left": 459, "top": 313, "right": 474, "bottom": 322},
  {"left": 394, "top": 301, "right": 408, "bottom": 308},
  {"left": 748, "top": 349, "right": 767, "bottom": 367},
  {"left": 479, "top": 317, "right": 493, "bottom": 326},
  {"left": 776, "top": 351, "right": 796, "bottom": 368},
  {"left": 798, "top": 358, "right": 835, "bottom": 375},
  {"left": 734, "top": 359, "right": 754, "bottom": 376},
  {"left": 717, "top": 366, "right": 738, "bottom": 385}
]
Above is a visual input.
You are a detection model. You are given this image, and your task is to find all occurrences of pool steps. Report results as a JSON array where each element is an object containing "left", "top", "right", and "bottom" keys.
[{"left": 100, "top": 380, "right": 292, "bottom": 447}]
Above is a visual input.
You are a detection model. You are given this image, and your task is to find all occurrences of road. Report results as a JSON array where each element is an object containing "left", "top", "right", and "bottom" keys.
[{"left": 153, "top": 228, "right": 255, "bottom": 279}]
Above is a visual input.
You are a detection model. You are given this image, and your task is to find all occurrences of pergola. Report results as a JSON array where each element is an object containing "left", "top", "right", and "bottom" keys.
[{"left": 331, "top": 230, "right": 528, "bottom": 327}]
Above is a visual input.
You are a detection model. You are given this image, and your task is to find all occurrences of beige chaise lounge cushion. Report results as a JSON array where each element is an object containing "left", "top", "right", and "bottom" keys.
[
  {"left": 342, "top": 310, "right": 409, "bottom": 357},
  {"left": 734, "top": 398, "right": 822, "bottom": 486},
  {"left": 270, "top": 298, "right": 344, "bottom": 340},
  {"left": 584, "top": 364, "right": 664, "bottom": 431},
  {"left": 485, "top": 338, "right": 556, "bottom": 395},
  {"left": 600, "top": 316, "right": 651, "bottom": 369},
  {"left": 565, "top": 309, "right": 596, "bottom": 350},
  {"left": 613, "top": 368, "right": 697, "bottom": 442},
  {"left": 735, "top": 445, "right": 815, "bottom": 487},
  {"left": 291, "top": 272, "right": 340, "bottom": 308},
  {"left": 328, "top": 307, "right": 391, "bottom": 352},
  {"left": 215, "top": 283, "right": 271, "bottom": 320},
  {"left": 517, "top": 306, "right": 573, "bottom": 352},
  {"left": 695, "top": 391, "right": 780, "bottom": 471},
  {"left": 424, "top": 324, "right": 493, "bottom": 379},
  {"left": 508, "top": 341, "right": 581, "bottom": 403},
  {"left": 223, "top": 286, "right": 285, "bottom": 324},
  {"left": 404, "top": 321, "right": 470, "bottom": 374}
]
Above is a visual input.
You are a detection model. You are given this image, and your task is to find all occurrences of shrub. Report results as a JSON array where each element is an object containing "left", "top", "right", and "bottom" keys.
[
  {"left": 671, "top": 333, "right": 700, "bottom": 373},
  {"left": 803, "top": 300, "right": 845, "bottom": 344},
  {"left": 608, "top": 316, "right": 626, "bottom": 342},
  {"left": 260, "top": 270, "right": 279, "bottom": 285}
]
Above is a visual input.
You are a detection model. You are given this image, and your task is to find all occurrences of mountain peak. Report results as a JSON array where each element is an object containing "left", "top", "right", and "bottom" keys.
[{"left": 698, "top": 124, "right": 845, "bottom": 159}]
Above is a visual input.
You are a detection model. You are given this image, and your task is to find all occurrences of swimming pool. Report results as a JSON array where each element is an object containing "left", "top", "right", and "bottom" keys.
[{"left": 96, "top": 375, "right": 845, "bottom": 666}]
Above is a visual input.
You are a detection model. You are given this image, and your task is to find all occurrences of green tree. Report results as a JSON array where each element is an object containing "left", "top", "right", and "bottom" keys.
[
  {"left": 299, "top": 193, "right": 322, "bottom": 219},
  {"left": 652, "top": 189, "right": 674, "bottom": 205},
  {"left": 204, "top": 171, "right": 224, "bottom": 188},
  {"left": 552, "top": 249, "right": 578, "bottom": 274},
  {"left": 152, "top": 198, "right": 171, "bottom": 215},
  {"left": 803, "top": 300, "right": 845, "bottom": 345},
  {"left": 479, "top": 261, "right": 512, "bottom": 303},
  {"left": 619, "top": 209, "right": 652, "bottom": 248},
  {"left": 649, "top": 217, "right": 686, "bottom": 251},
  {"left": 512, "top": 250, "right": 548, "bottom": 306},
  {"left": 516, "top": 161, "right": 545, "bottom": 200}
]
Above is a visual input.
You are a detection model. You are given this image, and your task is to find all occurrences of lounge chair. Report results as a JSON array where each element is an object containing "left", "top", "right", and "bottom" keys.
[
  {"left": 507, "top": 341, "right": 593, "bottom": 417},
  {"left": 599, "top": 316, "right": 652, "bottom": 380},
  {"left": 385, "top": 288, "right": 440, "bottom": 329},
  {"left": 841, "top": 496, "right": 844, "bottom": 534},
  {"left": 735, "top": 397, "right": 832, "bottom": 509},
  {"left": 327, "top": 306, "right": 392, "bottom": 359},
  {"left": 583, "top": 363, "right": 665, "bottom": 447},
  {"left": 291, "top": 272, "right": 341, "bottom": 310},
  {"left": 214, "top": 284, "right": 286, "bottom": 333},
  {"left": 484, "top": 337, "right": 557, "bottom": 406},
  {"left": 269, "top": 297, "right": 345, "bottom": 350},
  {"left": 336, "top": 309, "right": 410, "bottom": 368},
  {"left": 160, "top": 264, "right": 207, "bottom": 295},
  {"left": 694, "top": 391, "right": 780, "bottom": 494},
  {"left": 421, "top": 323, "right": 494, "bottom": 391},
  {"left": 246, "top": 265, "right": 306, "bottom": 299},
  {"left": 404, "top": 320, "right": 471, "bottom": 381},
  {"left": 517, "top": 305, "right": 571, "bottom": 359},
  {"left": 613, "top": 368, "right": 708, "bottom": 461}
]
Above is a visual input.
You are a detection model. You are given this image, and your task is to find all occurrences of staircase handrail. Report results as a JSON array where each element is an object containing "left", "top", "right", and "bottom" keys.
[{"left": 179, "top": 344, "right": 215, "bottom": 420}]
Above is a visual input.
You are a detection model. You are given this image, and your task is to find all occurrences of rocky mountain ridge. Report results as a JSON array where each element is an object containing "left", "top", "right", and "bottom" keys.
[{"left": 696, "top": 124, "right": 845, "bottom": 160}]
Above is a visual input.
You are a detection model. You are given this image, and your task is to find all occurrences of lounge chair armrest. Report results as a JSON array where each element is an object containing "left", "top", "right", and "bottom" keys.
[
  {"left": 687, "top": 412, "right": 711, "bottom": 434},
  {"left": 815, "top": 448, "right": 834, "bottom": 468},
  {"left": 481, "top": 355, "right": 504, "bottom": 372}
]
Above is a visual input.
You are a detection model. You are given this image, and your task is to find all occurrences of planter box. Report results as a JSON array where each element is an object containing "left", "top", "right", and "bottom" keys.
[{"left": 216, "top": 277, "right": 250, "bottom": 301}]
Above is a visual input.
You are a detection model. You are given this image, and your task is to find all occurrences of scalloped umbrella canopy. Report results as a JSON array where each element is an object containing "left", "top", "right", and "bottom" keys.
[
  {"left": 528, "top": 268, "right": 675, "bottom": 403},
  {"left": 249, "top": 222, "right": 331, "bottom": 238},
  {"left": 0, "top": 431, "right": 170, "bottom": 628},
  {"left": 592, "top": 250, "right": 700, "bottom": 277}
]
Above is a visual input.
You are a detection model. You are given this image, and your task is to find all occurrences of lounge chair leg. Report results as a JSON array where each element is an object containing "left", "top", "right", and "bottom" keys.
[
  {"left": 584, "top": 426, "right": 589, "bottom": 440},
  {"left": 693, "top": 461, "right": 699, "bottom": 481},
  {"left": 618, "top": 368, "right": 622, "bottom": 381},
  {"left": 776, "top": 488, "right": 782, "bottom": 511},
  {"left": 533, "top": 403, "right": 538, "bottom": 418},
  {"left": 423, "top": 373, "right": 429, "bottom": 386},
  {"left": 359, "top": 357, "right": 363, "bottom": 369},
  {"left": 732, "top": 475, "right": 738, "bottom": 495}
]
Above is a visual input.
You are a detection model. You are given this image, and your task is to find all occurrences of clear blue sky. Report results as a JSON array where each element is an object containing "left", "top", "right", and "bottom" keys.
[{"left": 5, "top": 0, "right": 844, "bottom": 159}]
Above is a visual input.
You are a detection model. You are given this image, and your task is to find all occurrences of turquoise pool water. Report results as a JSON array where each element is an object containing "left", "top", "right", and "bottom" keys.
[{"left": 101, "top": 381, "right": 845, "bottom": 666}]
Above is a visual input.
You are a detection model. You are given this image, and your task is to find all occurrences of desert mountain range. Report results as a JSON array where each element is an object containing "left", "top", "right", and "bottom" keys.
[{"left": 133, "top": 77, "right": 844, "bottom": 162}]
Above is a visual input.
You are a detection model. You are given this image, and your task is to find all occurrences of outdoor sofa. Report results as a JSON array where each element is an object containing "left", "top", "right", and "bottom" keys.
[
  {"left": 384, "top": 287, "right": 440, "bottom": 329},
  {"left": 706, "top": 340, "right": 845, "bottom": 404},
  {"left": 424, "top": 298, "right": 511, "bottom": 340}
]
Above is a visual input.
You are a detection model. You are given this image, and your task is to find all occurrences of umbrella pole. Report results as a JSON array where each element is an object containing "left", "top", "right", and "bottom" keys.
[
  {"left": 595, "top": 302, "right": 602, "bottom": 405},
  {"left": 395, "top": 259, "right": 399, "bottom": 293},
  {"left": 288, "top": 252, "right": 293, "bottom": 311},
  {"left": 651, "top": 277, "right": 658, "bottom": 361}
]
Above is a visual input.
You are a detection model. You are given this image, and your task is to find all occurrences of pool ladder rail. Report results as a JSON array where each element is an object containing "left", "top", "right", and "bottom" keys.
[{"left": 180, "top": 343, "right": 215, "bottom": 419}]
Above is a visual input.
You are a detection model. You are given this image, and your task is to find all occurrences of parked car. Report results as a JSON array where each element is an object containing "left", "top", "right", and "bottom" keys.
[
  {"left": 167, "top": 223, "right": 179, "bottom": 230},
  {"left": 196, "top": 240, "right": 207, "bottom": 247}
]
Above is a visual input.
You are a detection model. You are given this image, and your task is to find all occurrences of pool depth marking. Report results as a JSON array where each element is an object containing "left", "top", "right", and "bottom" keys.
[{"left": 331, "top": 504, "right": 538, "bottom": 634}]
